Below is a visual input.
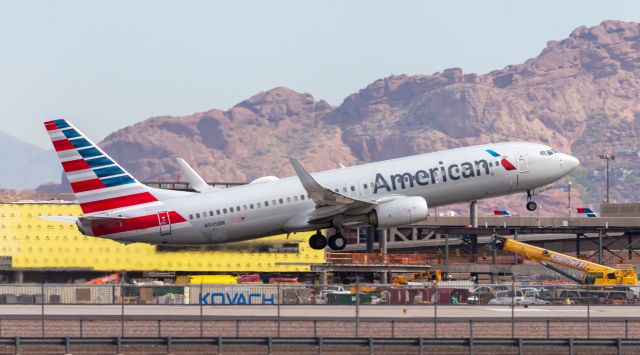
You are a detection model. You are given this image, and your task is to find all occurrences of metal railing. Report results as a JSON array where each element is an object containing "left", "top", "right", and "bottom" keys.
[{"left": 1, "top": 336, "right": 638, "bottom": 355}]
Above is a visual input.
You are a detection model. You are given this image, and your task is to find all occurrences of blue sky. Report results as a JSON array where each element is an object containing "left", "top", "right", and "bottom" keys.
[{"left": 1, "top": 0, "right": 639, "bottom": 148}]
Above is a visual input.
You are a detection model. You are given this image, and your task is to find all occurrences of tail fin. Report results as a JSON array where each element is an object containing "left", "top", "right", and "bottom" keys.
[{"left": 44, "top": 119, "right": 160, "bottom": 214}]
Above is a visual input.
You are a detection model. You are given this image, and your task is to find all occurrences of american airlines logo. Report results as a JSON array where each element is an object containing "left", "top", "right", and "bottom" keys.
[
  {"left": 549, "top": 254, "right": 588, "bottom": 269},
  {"left": 373, "top": 149, "right": 516, "bottom": 194}
]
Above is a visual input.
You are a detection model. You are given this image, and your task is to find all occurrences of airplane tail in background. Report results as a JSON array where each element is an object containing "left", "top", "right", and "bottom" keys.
[{"left": 44, "top": 119, "right": 161, "bottom": 214}]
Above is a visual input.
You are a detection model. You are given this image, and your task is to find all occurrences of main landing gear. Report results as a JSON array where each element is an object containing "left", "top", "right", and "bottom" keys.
[
  {"left": 526, "top": 190, "right": 537, "bottom": 211},
  {"left": 309, "top": 230, "right": 347, "bottom": 250}
]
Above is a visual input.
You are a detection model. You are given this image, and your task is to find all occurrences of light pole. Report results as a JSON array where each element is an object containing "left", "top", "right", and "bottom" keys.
[
  {"left": 598, "top": 154, "right": 615, "bottom": 204},
  {"left": 568, "top": 181, "right": 572, "bottom": 226}
]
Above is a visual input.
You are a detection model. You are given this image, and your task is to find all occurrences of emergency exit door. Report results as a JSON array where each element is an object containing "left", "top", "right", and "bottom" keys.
[{"left": 158, "top": 211, "right": 171, "bottom": 236}]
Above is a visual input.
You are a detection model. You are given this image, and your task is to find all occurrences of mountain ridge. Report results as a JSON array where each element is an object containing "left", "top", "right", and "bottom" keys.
[{"left": 30, "top": 20, "right": 640, "bottom": 215}]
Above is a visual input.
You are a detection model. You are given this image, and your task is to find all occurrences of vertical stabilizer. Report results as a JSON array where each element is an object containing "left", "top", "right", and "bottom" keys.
[{"left": 44, "top": 119, "right": 160, "bottom": 214}]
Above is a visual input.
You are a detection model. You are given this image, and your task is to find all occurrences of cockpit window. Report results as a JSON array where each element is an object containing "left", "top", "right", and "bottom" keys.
[
  {"left": 546, "top": 149, "right": 555, "bottom": 155},
  {"left": 539, "top": 151, "right": 548, "bottom": 156}
]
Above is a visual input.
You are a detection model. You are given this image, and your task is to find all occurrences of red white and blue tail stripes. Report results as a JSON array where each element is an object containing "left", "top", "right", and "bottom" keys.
[
  {"left": 44, "top": 119, "right": 159, "bottom": 214},
  {"left": 577, "top": 207, "right": 598, "bottom": 218}
]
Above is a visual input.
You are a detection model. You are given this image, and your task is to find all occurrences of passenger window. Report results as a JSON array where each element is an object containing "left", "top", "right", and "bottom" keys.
[
  {"left": 293, "top": 196, "right": 298, "bottom": 201},
  {"left": 196, "top": 213, "right": 200, "bottom": 218},
  {"left": 279, "top": 198, "right": 283, "bottom": 204},
  {"left": 264, "top": 201, "right": 269, "bottom": 207},
  {"left": 489, "top": 162, "right": 493, "bottom": 167},
  {"left": 286, "top": 197, "right": 291, "bottom": 203},
  {"left": 334, "top": 189, "right": 339, "bottom": 193},
  {"left": 250, "top": 204, "right": 254, "bottom": 209},
  {"left": 342, "top": 187, "right": 347, "bottom": 193},
  {"left": 350, "top": 185, "right": 355, "bottom": 191},
  {"left": 209, "top": 211, "right": 213, "bottom": 216},
  {"left": 243, "top": 205, "right": 247, "bottom": 211},
  {"left": 300, "top": 195, "right": 305, "bottom": 200},
  {"left": 236, "top": 206, "right": 240, "bottom": 211},
  {"left": 363, "top": 184, "right": 368, "bottom": 189},
  {"left": 189, "top": 214, "right": 193, "bottom": 220},
  {"left": 230, "top": 207, "right": 234, "bottom": 213},
  {"left": 272, "top": 200, "right": 276, "bottom": 205},
  {"left": 257, "top": 202, "right": 262, "bottom": 208},
  {"left": 216, "top": 210, "right": 220, "bottom": 215},
  {"left": 223, "top": 208, "right": 227, "bottom": 214}
]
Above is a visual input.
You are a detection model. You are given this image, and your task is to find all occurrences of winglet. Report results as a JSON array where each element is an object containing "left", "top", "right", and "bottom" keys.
[
  {"left": 290, "top": 158, "right": 362, "bottom": 207},
  {"left": 289, "top": 158, "right": 324, "bottom": 196},
  {"left": 176, "top": 158, "right": 214, "bottom": 193}
]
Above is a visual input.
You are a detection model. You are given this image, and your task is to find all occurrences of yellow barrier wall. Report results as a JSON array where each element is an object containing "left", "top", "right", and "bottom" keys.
[{"left": 0, "top": 203, "right": 324, "bottom": 272}]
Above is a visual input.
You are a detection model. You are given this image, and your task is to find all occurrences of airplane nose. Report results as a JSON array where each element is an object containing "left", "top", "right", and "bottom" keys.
[{"left": 564, "top": 154, "right": 579, "bottom": 172}]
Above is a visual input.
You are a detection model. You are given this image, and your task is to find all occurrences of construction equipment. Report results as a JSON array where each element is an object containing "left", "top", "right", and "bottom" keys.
[
  {"left": 85, "top": 273, "right": 119, "bottom": 285},
  {"left": 176, "top": 274, "right": 238, "bottom": 285},
  {"left": 490, "top": 235, "right": 637, "bottom": 285},
  {"left": 392, "top": 270, "right": 442, "bottom": 285}
]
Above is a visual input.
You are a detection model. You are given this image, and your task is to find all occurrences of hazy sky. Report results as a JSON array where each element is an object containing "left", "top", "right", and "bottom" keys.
[{"left": 1, "top": 1, "right": 639, "bottom": 149}]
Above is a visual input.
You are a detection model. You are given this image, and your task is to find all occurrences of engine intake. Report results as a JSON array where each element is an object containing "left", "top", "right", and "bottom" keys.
[{"left": 370, "top": 196, "right": 428, "bottom": 228}]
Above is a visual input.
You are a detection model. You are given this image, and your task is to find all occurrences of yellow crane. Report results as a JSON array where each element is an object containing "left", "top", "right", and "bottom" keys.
[{"left": 490, "top": 236, "right": 637, "bottom": 285}]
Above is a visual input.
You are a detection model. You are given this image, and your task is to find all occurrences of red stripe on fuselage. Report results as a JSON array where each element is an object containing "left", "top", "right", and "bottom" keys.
[
  {"left": 62, "top": 159, "right": 91, "bottom": 172},
  {"left": 80, "top": 192, "right": 158, "bottom": 214},
  {"left": 52, "top": 139, "right": 74, "bottom": 151},
  {"left": 168, "top": 211, "right": 187, "bottom": 223},
  {"left": 91, "top": 210, "right": 187, "bottom": 236},
  {"left": 70, "top": 178, "right": 105, "bottom": 193}
]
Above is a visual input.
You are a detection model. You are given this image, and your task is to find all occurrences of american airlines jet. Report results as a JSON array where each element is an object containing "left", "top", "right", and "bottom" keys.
[{"left": 43, "top": 119, "right": 579, "bottom": 250}]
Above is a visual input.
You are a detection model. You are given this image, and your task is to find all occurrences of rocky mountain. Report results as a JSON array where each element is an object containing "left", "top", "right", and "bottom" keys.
[
  {"left": 0, "top": 131, "right": 61, "bottom": 190},
  {"left": 95, "top": 20, "right": 640, "bottom": 215}
]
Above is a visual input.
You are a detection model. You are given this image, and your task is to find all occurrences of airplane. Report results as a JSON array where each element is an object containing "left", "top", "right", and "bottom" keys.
[{"left": 43, "top": 119, "right": 579, "bottom": 250}]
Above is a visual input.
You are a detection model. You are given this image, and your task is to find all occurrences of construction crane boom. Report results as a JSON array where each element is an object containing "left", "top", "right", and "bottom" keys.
[{"left": 489, "top": 235, "right": 637, "bottom": 285}]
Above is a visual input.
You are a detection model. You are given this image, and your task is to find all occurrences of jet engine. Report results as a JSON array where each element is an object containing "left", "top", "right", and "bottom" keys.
[{"left": 369, "top": 196, "right": 428, "bottom": 228}]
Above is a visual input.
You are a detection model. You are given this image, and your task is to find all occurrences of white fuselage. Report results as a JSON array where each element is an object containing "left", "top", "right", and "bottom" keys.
[{"left": 95, "top": 142, "right": 578, "bottom": 245}]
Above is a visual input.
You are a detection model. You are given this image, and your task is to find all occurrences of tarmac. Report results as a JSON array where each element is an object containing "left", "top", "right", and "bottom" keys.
[{"left": 0, "top": 304, "right": 638, "bottom": 321}]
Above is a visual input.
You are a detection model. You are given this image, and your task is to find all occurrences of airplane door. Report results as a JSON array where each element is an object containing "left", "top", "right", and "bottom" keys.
[
  {"left": 158, "top": 211, "right": 171, "bottom": 236},
  {"left": 517, "top": 151, "right": 529, "bottom": 173}
]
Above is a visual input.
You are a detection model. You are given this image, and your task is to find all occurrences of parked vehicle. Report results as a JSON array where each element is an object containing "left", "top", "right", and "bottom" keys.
[{"left": 488, "top": 289, "right": 550, "bottom": 305}]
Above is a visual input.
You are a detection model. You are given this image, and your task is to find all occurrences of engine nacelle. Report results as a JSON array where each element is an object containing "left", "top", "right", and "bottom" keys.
[{"left": 370, "top": 196, "right": 428, "bottom": 228}]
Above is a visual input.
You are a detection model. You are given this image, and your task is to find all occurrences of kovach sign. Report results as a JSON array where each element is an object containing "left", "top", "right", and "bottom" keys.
[{"left": 198, "top": 292, "right": 276, "bottom": 305}]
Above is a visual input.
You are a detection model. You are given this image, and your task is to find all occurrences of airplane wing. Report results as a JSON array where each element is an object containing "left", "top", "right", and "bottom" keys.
[
  {"left": 289, "top": 158, "right": 406, "bottom": 228},
  {"left": 289, "top": 158, "right": 373, "bottom": 209}
]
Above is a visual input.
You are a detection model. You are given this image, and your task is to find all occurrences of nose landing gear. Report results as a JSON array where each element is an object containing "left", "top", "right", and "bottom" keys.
[{"left": 526, "top": 190, "right": 537, "bottom": 211}]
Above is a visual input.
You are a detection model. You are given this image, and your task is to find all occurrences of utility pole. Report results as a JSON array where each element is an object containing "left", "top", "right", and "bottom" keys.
[
  {"left": 599, "top": 154, "right": 615, "bottom": 204},
  {"left": 568, "top": 181, "right": 572, "bottom": 226}
]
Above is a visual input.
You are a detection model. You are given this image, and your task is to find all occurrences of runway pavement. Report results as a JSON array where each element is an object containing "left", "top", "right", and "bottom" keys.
[{"left": 0, "top": 304, "right": 638, "bottom": 321}]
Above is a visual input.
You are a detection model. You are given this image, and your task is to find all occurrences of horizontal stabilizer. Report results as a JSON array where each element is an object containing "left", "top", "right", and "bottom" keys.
[
  {"left": 39, "top": 215, "right": 78, "bottom": 224},
  {"left": 78, "top": 215, "right": 127, "bottom": 227}
]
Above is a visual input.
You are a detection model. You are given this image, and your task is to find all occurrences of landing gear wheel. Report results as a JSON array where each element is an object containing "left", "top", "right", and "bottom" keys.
[
  {"left": 328, "top": 234, "right": 347, "bottom": 251},
  {"left": 309, "top": 233, "right": 328, "bottom": 250},
  {"left": 526, "top": 201, "right": 537, "bottom": 211}
]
